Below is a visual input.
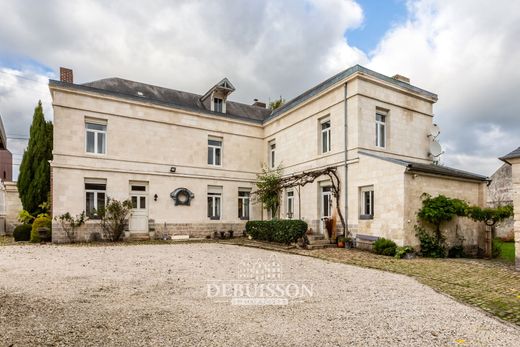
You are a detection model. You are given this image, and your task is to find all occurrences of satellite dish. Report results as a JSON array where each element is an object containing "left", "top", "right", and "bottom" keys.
[
  {"left": 429, "top": 140, "right": 442, "bottom": 157},
  {"left": 428, "top": 123, "right": 440, "bottom": 138}
]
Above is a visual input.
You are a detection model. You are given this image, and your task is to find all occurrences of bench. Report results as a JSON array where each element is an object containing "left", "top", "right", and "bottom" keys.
[{"left": 355, "top": 234, "right": 379, "bottom": 251}]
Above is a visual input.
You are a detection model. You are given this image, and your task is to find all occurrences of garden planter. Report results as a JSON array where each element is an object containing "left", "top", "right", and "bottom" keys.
[{"left": 337, "top": 240, "right": 345, "bottom": 248}]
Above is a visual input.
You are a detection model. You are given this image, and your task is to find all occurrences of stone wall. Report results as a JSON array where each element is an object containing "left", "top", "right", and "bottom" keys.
[
  {"left": 52, "top": 220, "right": 248, "bottom": 243},
  {"left": 404, "top": 173, "right": 486, "bottom": 255},
  {"left": 510, "top": 159, "right": 520, "bottom": 271},
  {"left": 487, "top": 163, "right": 514, "bottom": 238}
]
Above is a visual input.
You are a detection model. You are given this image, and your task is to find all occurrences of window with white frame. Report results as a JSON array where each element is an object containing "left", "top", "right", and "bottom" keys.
[
  {"left": 208, "top": 137, "right": 222, "bottom": 166},
  {"left": 269, "top": 141, "right": 276, "bottom": 168},
  {"left": 213, "top": 98, "right": 223, "bottom": 113},
  {"left": 207, "top": 186, "right": 222, "bottom": 220},
  {"left": 286, "top": 190, "right": 294, "bottom": 218},
  {"left": 85, "top": 180, "right": 106, "bottom": 218},
  {"left": 360, "top": 186, "right": 374, "bottom": 219},
  {"left": 375, "top": 111, "right": 386, "bottom": 148},
  {"left": 238, "top": 189, "right": 250, "bottom": 220},
  {"left": 321, "top": 119, "right": 331, "bottom": 153},
  {"left": 85, "top": 121, "right": 107, "bottom": 154}
]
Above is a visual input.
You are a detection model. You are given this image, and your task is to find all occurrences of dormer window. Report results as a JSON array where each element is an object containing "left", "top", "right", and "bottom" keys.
[
  {"left": 214, "top": 98, "right": 223, "bottom": 113},
  {"left": 200, "top": 78, "right": 236, "bottom": 115}
]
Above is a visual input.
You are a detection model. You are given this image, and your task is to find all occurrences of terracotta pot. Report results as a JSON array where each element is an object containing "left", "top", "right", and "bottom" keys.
[{"left": 337, "top": 240, "right": 345, "bottom": 248}]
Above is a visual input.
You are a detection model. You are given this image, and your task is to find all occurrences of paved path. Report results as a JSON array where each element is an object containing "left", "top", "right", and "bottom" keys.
[{"left": 1, "top": 243, "right": 519, "bottom": 346}]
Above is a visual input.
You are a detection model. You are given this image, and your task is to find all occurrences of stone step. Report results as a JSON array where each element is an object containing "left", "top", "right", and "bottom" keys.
[
  {"left": 306, "top": 243, "right": 337, "bottom": 250},
  {"left": 307, "top": 234, "right": 325, "bottom": 241},
  {"left": 127, "top": 233, "right": 150, "bottom": 241},
  {"left": 308, "top": 239, "right": 335, "bottom": 245}
]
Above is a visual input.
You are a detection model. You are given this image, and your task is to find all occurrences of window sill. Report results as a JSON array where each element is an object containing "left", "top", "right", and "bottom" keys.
[
  {"left": 239, "top": 217, "right": 250, "bottom": 221},
  {"left": 209, "top": 216, "right": 221, "bottom": 220},
  {"left": 359, "top": 215, "right": 373, "bottom": 220}
]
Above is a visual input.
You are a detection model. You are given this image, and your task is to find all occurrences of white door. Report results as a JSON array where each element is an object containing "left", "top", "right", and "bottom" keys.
[
  {"left": 129, "top": 184, "right": 148, "bottom": 232},
  {"left": 320, "top": 186, "right": 332, "bottom": 234}
]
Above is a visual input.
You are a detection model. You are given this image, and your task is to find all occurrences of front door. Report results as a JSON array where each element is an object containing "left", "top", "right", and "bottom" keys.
[
  {"left": 320, "top": 186, "right": 332, "bottom": 234},
  {"left": 129, "top": 183, "right": 148, "bottom": 232}
]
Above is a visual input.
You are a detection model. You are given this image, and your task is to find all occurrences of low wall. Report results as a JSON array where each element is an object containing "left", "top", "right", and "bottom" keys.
[{"left": 52, "top": 220, "right": 248, "bottom": 243}]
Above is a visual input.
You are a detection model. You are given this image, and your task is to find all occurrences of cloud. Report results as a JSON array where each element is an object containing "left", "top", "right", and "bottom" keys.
[
  {"left": 0, "top": 67, "right": 53, "bottom": 179},
  {"left": 368, "top": 0, "right": 520, "bottom": 175},
  {"left": 1, "top": 0, "right": 519, "bottom": 180}
]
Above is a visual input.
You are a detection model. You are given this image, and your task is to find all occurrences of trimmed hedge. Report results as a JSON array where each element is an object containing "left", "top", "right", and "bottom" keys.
[
  {"left": 13, "top": 224, "right": 32, "bottom": 241},
  {"left": 246, "top": 220, "right": 308, "bottom": 244},
  {"left": 30, "top": 215, "right": 52, "bottom": 243},
  {"left": 373, "top": 237, "right": 397, "bottom": 256}
]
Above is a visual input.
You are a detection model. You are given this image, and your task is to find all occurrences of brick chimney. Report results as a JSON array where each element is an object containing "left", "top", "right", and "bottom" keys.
[
  {"left": 60, "top": 67, "right": 73, "bottom": 83},
  {"left": 252, "top": 99, "right": 266, "bottom": 108}
]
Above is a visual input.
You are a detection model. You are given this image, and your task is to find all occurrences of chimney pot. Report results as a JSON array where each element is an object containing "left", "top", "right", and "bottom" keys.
[
  {"left": 60, "top": 67, "right": 73, "bottom": 83},
  {"left": 252, "top": 100, "right": 266, "bottom": 108}
]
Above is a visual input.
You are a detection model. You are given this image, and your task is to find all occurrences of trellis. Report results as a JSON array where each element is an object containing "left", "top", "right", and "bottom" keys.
[{"left": 278, "top": 167, "right": 348, "bottom": 237}]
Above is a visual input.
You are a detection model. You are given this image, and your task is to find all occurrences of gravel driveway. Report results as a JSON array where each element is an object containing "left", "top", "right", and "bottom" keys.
[{"left": 1, "top": 243, "right": 519, "bottom": 346}]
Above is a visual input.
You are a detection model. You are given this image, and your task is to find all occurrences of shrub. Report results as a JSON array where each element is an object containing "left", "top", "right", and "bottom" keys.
[
  {"left": 13, "top": 224, "right": 32, "bottom": 241},
  {"left": 491, "top": 239, "right": 502, "bottom": 259},
  {"left": 415, "top": 225, "right": 446, "bottom": 258},
  {"left": 30, "top": 215, "right": 52, "bottom": 242},
  {"left": 55, "top": 212, "right": 87, "bottom": 243},
  {"left": 98, "top": 198, "right": 133, "bottom": 242},
  {"left": 448, "top": 245, "right": 465, "bottom": 258},
  {"left": 246, "top": 220, "right": 308, "bottom": 244},
  {"left": 373, "top": 238, "right": 397, "bottom": 256},
  {"left": 395, "top": 246, "right": 415, "bottom": 259}
]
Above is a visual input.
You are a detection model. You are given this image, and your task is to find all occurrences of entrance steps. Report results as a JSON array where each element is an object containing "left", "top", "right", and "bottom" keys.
[{"left": 305, "top": 234, "right": 336, "bottom": 250}]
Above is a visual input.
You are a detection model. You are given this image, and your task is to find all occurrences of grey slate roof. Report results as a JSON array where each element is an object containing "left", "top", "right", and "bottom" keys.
[
  {"left": 266, "top": 65, "right": 438, "bottom": 121},
  {"left": 359, "top": 151, "right": 488, "bottom": 182},
  {"left": 49, "top": 78, "right": 270, "bottom": 123},
  {"left": 499, "top": 147, "right": 520, "bottom": 164},
  {"left": 49, "top": 64, "right": 438, "bottom": 124}
]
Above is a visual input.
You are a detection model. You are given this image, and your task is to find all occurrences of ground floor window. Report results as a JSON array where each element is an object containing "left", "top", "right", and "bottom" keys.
[
  {"left": 360, "top": 186, "right": 374, "bottom": 219},
  {"left": 286, "top": 190, "right": 294, "bottom": 218},
  {"left": 238, "top": 189, "right": 250, "bottom": 220},
  {"left": 85, "top": 180, "right": 106, "bottom": 218},
  {"left": 208, "top": 186, "right": 222, "bottom": 220}
]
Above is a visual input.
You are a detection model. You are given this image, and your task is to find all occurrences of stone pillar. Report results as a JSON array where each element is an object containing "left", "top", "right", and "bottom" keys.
[{"left": 512, "top": 160, "right": 520, "bottom": 271}]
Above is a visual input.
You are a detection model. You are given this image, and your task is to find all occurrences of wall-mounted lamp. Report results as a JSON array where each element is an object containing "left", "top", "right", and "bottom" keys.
[
  {"left": 170, "top": 166, "right": 176, "bottom": 173},
  {"left": 154, "top": 194, "right": 158, "bottom": 201}
]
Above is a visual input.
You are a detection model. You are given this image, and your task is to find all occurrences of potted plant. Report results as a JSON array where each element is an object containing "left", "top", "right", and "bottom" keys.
[
  {"left": 337, "top": 236, "right": 346, "bottom": 248},
  {"left": 345, "top": 237, "right": 353, "bottom": 249}
]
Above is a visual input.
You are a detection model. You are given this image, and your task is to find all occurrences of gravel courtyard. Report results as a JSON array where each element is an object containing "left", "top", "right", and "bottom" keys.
[{"left": 1, "top": 244, "right": 519, "bottom": 346}]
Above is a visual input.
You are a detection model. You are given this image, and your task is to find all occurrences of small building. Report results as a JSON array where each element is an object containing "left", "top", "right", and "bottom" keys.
[
  {"left": 0, "top": 115, "right": 22, "bottom": 234},
  {"left": 49, "top": 65, "right": 488, "bottom": 251}
]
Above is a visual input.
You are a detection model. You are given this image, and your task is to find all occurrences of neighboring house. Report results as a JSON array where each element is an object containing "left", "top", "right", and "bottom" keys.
[
  {"left": 487, "top": 163, "right": 514, "bottom": 239},
  {"left": 49, "top": 65, "right": 488, "bottom": 248},
  {"left": 0, "top": 115, "right": 22, "bottom": 235}
]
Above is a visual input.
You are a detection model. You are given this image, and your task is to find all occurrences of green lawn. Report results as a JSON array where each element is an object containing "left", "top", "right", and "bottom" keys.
[{"left": 495, "top": 239, "right": 515, "bottom": 263}]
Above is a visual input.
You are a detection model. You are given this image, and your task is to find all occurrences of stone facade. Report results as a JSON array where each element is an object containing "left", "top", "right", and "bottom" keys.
[
  {"left": 0, "top": 181, "right": 22, "bottom": 235},
  {"left": 50, "top": 65, "right": 486, "bottom": 246},
  {"left": 510, "top": 159, "right": 520, "bottom": 271},
  {"left": 487, "top": 163, "right": 514, "bottom": 239}
]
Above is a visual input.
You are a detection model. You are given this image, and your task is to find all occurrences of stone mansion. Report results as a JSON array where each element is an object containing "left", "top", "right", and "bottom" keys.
[{"left": 49, "top": 65, "right": 488, "bottom": 246}]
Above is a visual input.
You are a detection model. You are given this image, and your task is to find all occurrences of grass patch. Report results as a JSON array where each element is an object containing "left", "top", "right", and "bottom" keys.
[{"left": 495, "top": 239, "right": 515, "bottom": 263}]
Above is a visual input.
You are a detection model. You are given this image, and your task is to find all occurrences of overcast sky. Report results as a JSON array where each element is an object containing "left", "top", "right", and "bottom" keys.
[{"left": 0, "top": 0, "right": 519, "bottom": 179}]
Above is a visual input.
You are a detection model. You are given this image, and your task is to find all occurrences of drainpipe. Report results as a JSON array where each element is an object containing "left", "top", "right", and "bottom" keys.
[{"left": 343, "top": 82, "right": 349, "bottom": 237}]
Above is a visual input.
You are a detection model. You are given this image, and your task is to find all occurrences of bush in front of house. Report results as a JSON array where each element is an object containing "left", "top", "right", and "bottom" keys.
[
  {"left": 246, "top": 220, "right": 308, "bottom": 244},
  {"left": 30, "top": 215, "right": 52, "bottom": 243},
  {"left": 13, "top": 224, "right": 32, "bottom": 241},
  {"left": 373, "top": 238, "right": 397, "bottom": 256}
]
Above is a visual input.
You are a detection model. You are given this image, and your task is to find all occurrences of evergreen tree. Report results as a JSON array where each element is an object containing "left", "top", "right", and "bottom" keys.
[{"left": 17, "top": 101, "right": 53, "bottom": 214}]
